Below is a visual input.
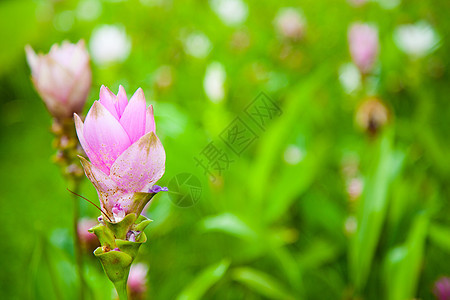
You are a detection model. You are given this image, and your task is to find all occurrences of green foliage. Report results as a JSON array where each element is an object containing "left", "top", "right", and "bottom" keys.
[{"left": 0, "top": 0, "right": 449, "bottom": 299}]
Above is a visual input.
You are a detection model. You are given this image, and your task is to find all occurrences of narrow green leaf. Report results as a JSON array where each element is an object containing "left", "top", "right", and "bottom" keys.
[
  {"left": 177, "top": 259, "right": 230, "bottom": 300},
  {"left": 232, "top": 267, "right": 295, "bottom": 300},
  {"left": 428, "top": 223, "right": 450, "bottom": 253},
  {"left": 350, "top": 130, "right": 404, "bottom": 291},
  {"left": 383, "top": 212, "right": 429, "bottom": 300},
  {"left": 200, "top": 213, "right": 258, "bottom": 240}
]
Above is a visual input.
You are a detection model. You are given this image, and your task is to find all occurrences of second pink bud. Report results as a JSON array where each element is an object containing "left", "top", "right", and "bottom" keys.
[{"left": 348, "top": 23, "right": 379, "bottom": 74}]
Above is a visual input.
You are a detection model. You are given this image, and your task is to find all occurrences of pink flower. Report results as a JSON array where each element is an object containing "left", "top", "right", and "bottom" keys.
[
  {"left": 25, "top": 40, "right": 91, "bottom": 120},
  {"left": 128, "top": 263, "right": 148, "bottom": 299},
  {"left": 77, "top": 218, "right": 99, "bottom": 252},
  {"left": 348, "top": 23, "right": 379, "bottom": 74},
  {"left": 434, "top": 277, "right": 450, "bottom": 300},
  {"left": 274, "top": 8, "right": 306, "bottom": 40},
  {"left": 75, "top": 86, "right": 165, "bottom": 221}
]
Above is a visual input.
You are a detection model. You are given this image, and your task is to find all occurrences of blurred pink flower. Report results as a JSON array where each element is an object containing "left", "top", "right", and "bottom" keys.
[
  {"left": 128, "top": 263, "right": 148, "bottom": 299},
  {"left": 25, "top": 40, "right": 91, "bottom": 120},
  {"left": 347, "top": 0, "right": 367, "bottom": 7},
  {"left": 434, "top": 277, "right": 450, "bottom": 300},
  {"left": 274, "top": 8, "right": 306, "bottom": 40},
  {"left": 348, "top": 23, "right": 379, "bottom": 74},
  {"left": 75, "top": 86, "right": 165, "bottom": 221},
  {"left": 77, "top": 218, "right": 99, "bottom": 252}
]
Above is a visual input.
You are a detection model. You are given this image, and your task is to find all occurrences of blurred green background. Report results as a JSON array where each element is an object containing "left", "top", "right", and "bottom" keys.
[{"left": 0, "top": 0, "right": 449, "bottom": 299}]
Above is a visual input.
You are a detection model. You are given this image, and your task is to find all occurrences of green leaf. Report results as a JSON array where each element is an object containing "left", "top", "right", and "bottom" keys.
[
  {"left": 199, "top": 213, "right": 258, "bottom": 240},
  {"left": 349, "top": 130, "right": 403, "bottom": 291},
  {"left": 177, "top": 259, "right": 230, "bottom": 300},
  {"left": 248, "top": 67, "right": 332, "bottom": 211},
  {"left": 383, "top": 212, "right": 429, "bottom": 300},
  {"left": 428, "top": 223, "right": 450, "bottom": 253},
  {"left": 297, "top": 239, "right": 342, "bottom": 271},
  {"left": 264, "top": 138, "right": 327, "bottom": 223},
  {"left": 231, "top": 267, "right": 295, "bottom": 300}
]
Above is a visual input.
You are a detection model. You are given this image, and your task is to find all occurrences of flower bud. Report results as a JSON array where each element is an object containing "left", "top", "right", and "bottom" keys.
[
  {"left": 433, "top": 277, "right": 450, "bottom": 300},
  {"left": 25, "top": 40, "right": 91, "bottom": 120},
  {"left": 274, "top": 8, "right": 306, "bottom": 40},
  {"left": 128, "top": 263, "right": 148, "bottom": 300},
  {"left": 77, "top": 218, "right": 100, "bottom": 253},
  {"left": 355, "top": 98, "right": 389, "bottom": 135},
  {"left": 348, "top": 23, "right": 379, "bottom": 74}
]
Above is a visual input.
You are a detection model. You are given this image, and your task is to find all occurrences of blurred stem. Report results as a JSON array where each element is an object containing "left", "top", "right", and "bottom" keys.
[
  {"left": 69, "top": 178, "right": 86, "bottom": 300},
  {"left": 114, "top": 281, "right": 129, "bottom": 300}
]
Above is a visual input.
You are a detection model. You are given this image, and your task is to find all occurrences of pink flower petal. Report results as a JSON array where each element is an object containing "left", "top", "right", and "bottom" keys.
[
  {"left": 99, "top": 85, "right": 119, "bottom": 120},
  {"left": 83, "top": 101, "right": 131, "bottom": 174},
  {"left": 37, "top": 57, "right": 73, "bottom": 102},
  {"left": 145, "top": 105, "right": 156, "bottom": 134},
  {"left": 74, "top": 113, "right": 109, "bottom": 174},
  {"left": 68, "top": 63, "right": 91, "bottom": 115},
  {"left": 119, "top": 88, "right": 147, "bottom": 143},
  {"left": 25, "top": 45, "right": 39, "bottom": 75},
  {"left": 109, "top": 132, "right": 166, "bottom": 193},
  {"left": 116, "top": 85, "right": 128, "bottom": 118},
  {"left": 78, "top": 156, "right": 122, "bottom": 215}
]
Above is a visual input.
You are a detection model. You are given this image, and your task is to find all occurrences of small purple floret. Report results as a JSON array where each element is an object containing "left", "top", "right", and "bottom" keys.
[
  {"left": 113, "top": 248, "right": 120, "bottom": 251},
  {"left": 127, "top": 230, "right": 141, "bottom": 242},
  {"left": 149, "top": 185, "right": 169, "bottom": 194}
]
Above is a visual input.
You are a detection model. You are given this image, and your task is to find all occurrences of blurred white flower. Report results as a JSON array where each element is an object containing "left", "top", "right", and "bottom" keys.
[
  {"left": 210, "top": 0, "right": 248, "bottom": 26},
  {"left": 274, "top": 8, "right": 306, "bottom": 40},
  {"left": 76, "top": 0, "right": 102, "bottom": 21},
  {"left": 394, "top": 21, "right": 440, "bottom": 58},
  {"left": 283, "top": 145, "right": 305, "bottom": 165},
  {"left": 89, "top": 25, "right": 131, "bottom": 66},
  {"left": 339, "top": 63, "right": 361, "bottom": 94},
  {"left": 204, "top": 62, "right": 226, "bottom": 103},
  {"left": 183, "top": 32, "right": 212, "bottom": 58}
]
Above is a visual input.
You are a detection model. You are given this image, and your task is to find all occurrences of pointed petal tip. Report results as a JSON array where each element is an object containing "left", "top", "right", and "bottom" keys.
[{"left": 134, "top": 87, "right": 145, "bottom": 99}]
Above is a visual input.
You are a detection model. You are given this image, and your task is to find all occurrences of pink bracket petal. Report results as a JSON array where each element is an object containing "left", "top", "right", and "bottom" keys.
[
  {"left": 119, "top": 88, "right": 147, "bottom": 143},
  {"left": 109, "top": 132, "right": 166, "bottom": 193},
  {"left": 83, "top": 101, "right": 131, "bottom": 174}
]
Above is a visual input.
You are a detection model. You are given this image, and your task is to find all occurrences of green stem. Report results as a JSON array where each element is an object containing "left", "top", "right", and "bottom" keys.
[
  {"left": 69, "top": 179, "right": 86, "bottom": 300},
  {"left": 114, "top": 280, "right": 129, "bottom": 300}
]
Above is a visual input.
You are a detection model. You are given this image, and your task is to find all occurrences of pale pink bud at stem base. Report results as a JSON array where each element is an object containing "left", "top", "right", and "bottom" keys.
[
  {"left": 77, "top": 218, "right": 100, "bottom": 253},
  {"left": 348, "top": 23, "right": 379, "bottom": 74},
  {"left": 75, "top": 86, "right": 166, "bottom": 220},
  {"left": 25, "top": 40, "right": 92, "bottom": 120},
  {"left": 128, "top": 263, "right": 149, "bottom": 299}
]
